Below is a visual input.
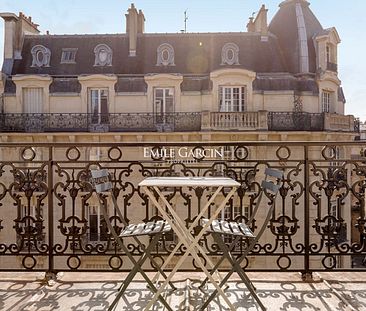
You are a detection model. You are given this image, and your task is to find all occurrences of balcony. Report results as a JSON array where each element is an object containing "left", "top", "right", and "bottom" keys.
[
  {"left": 0, "top": 112, "right": 202, "bottom": 133},
  {"left": 268, "top": 112, "right": 325, "bottom": 131},
  {"left": 0, "top": 141, "right": 365, "bottom": 274},
  {"left": 0, "top": 111, "right": 359, "bottom": 133},
  {"left": 202, "top": 111, "right": 268, "bottom": 131},
  {"left": 0, "top": 141, "right": 365, "bottom": 309}
]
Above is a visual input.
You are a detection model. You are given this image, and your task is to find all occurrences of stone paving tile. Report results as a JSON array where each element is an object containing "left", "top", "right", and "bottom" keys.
[{"left": 0, "top": 272, "right": 363, "bottom": 311}]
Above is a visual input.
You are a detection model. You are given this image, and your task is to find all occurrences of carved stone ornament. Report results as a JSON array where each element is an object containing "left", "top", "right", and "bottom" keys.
[
  {"left": 94, "top": 44, "right": 112, "bottom": 66},
  {"left": 31, "top": 45, "right": 51, "bottom": 67},
  {"left": 156, "top": 43, "right": 175, "bottom": 66},
  {"left": 221, "top": 43, "right": 240, "bottom": 66}
]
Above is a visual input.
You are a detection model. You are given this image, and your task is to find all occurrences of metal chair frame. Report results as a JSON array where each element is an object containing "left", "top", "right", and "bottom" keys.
[
  {"left": 199, "top": 168, "right": 283, "bottom": 311},
  {"left": 89, "top": 169, "right": 175, "bottom": 311}
]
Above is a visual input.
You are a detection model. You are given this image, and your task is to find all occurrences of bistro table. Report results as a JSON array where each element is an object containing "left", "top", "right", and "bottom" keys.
[{"left": 139, "top": 176, "right": 240, "bottom": 311}]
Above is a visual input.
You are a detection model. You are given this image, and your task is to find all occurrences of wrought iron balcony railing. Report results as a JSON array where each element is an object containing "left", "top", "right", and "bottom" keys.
[
  {"left": 268, "top": 112, "right": 325, "bottom": 131},
  {"left": 0, "top": 112, "right": 359, "bottom": 133},
  {"left": 0, "top": 112, "right": 202, "bottom": 133},
  {"left": 0, "top": 141, "right": 365, "bottom": 277}
]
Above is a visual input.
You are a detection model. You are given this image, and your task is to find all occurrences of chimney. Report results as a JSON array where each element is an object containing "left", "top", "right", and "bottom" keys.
[
  {"left": 137, "top": 10, "right": 145, "bottom": 34},
  {"left": 246, "top": 17, "right": 255, "bottom": 32},
  {"left": 1, "top": 12, "right": 40, "bottom": 73},
  {"left": 0, "top": 13, "right": 18, "bottom": 60},
  {"left": 247, "top": 5, "right": 268, "bottom": 36},
  {"left": 126, "top": 3, "right": 145, "bottom": 57}
]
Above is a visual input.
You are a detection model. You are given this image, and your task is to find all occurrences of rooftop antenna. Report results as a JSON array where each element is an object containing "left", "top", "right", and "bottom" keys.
[{"left": 184, "top": 9, "right": 188, "bottom": 33}]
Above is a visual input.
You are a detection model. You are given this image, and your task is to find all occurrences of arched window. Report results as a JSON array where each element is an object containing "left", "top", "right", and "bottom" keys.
[
  {"left": 31, "top": 45, "right": 51, "bottom": 67},
  {"left": 94, "top": 44, "right": 112, "bottom": 66},
  {"left": 156, "top": 43, "right": 175, "bottom": 66},
  {"left": 221, "top": 43, "right": 240, "bottom": 66}
]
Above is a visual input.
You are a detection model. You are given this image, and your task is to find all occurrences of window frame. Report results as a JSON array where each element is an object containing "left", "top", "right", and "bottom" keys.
[
  {"left": 153, "top": 87, "right": 175, "bottom": 124},
  {"left": 87, "top": 205, "right": 109, "bottom": 243},
  {"left": 219, "top": 86, "right": 246, "bottom": 112},
  {"left": 322, "top": 90, "right": 331, "bottom": 113},
  {"left": 61, "top": 48, "right": 78, "bottom": 64},
  {"left": 88, "top": 88, "right": 109, "bottom": 124}
]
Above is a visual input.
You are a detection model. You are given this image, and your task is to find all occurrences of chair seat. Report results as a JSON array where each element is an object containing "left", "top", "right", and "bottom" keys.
[
  {"left": 202, "top": 219, "right": 255, "bottom": 238},
  {"left": 120, "top": 220, "right": 172, "bottom": 238}
]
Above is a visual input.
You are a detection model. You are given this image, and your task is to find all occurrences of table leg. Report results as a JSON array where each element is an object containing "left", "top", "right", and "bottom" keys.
[
  {"left": 151, "top": 186, "right": 223, "bottom": 284},
  {"left": 152, "top": 186, "right": 224, "bottom": 283},
  {"left": 143, "top": 187, "right": 238, "bottom": 311}
]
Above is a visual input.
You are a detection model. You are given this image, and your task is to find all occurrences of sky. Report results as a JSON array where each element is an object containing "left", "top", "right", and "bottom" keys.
[{"left": 0, "top": 0, "right": 365, "bottom": 120}]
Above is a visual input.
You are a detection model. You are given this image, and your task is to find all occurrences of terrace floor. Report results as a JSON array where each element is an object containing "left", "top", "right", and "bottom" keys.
[{"left": 1, "top": 272, "right": 365, "bottom": 311}]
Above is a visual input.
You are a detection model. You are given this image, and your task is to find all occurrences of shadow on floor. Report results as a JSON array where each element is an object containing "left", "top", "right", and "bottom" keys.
[{"left": 2, "top": 274, "right": 365, "bottom": 311}]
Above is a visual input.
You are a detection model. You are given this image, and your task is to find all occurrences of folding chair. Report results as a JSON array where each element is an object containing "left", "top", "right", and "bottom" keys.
[
  {"left": 89, "top": 169, "right": 175, "bottom": 311},
  {"left": 199, "top": 168, "right": 283, "bottom": 311}
]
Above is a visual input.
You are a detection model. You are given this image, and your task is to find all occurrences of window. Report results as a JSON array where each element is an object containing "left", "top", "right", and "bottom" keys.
[
  {"left": 94, "top": 44, "right": 112, "bottom": 66},
  {"left": 326, "top": 45, "right": 331, "bottom": 63},
  {"left": 16, "top": 204, "right": 45, "bottom": 250},
  {"left": 222, "top": 205, "right": 249, "bottom": 221},
  {"left": 31, "top": 45, "right": 51, "bottom": 67},
  {"left": 89, "top": 89, "right": 109, "bottom": 124},
  {"left": 61, "top": 48, "right": 77, "bottom": 63},
  {"left": 88, "top": 147, "right": 108, "bottom": 162},
  {"left": 87, "top": 205, "right": 108, "bottom": 243},
  {"left": 329, "top": 146, "right": 340, "bottom": 167},
  {"left": 156, "top": 43, "right": 175, "bottom": 66},
  {"left": 221, "top": 43, "right": 240, "bottom": 66},
  {"left": 23, "top": 88, "right": 43, "bottom": 113},
  {"left": 322, "top": 91, "right": 331, "bottom": 113},
  {"left": 219, "top": 86, "right": 246, "bottom": 112},
  {"left": 154, "top": 88, "right": 174, "bottom": 124},
  {"left": 221, "top": 205, "right": 249, "bottom": 248}
]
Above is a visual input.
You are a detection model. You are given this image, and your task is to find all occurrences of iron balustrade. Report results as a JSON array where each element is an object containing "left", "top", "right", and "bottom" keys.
[
  {"left": 0, "top": 112, "right": 202, "bottom": 133},
  {"left": 0, "top": 141, "right": 365, "bottom": 277},
  {"left": 268, "top": 112, "right": 325, "bottom": 131},
  {"left": 0, "top": 112, "right": 360, "bottom": 133}
]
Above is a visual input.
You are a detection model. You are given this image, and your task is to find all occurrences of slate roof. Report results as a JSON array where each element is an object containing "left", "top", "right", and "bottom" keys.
[
  {"left": 253, "top": 75, "right": 318, "bottom": 93},
  {"left": 6, "top": 0, "right": 331, "bottom": 95},
  {"left": 269, "top": 0, "right": 323, "bottom": 74},
  {"left": 12, "top": 32, "right": 286, "bottom": 76}
]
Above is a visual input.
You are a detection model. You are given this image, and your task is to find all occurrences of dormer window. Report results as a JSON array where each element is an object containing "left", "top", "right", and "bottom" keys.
[
  {"left": 156, "top": 43, "right": 175, "bottom": 66},
  {"left": 94, "top": 44, "right": 112, "bottom": 66},
  {"left": 31, "top": 45, "right": 51, "bottom": 67},
  {"left": 326, "top": 44, "right": 337, "bottom": 72},
  {"left": 61, "top": 48, "right": 77, "bottom": 64},
  {"left": 221, "top": 43, "right": 240, "bottom": 66}
]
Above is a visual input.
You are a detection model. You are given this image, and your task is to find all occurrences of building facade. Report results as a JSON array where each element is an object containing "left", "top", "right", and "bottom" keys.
[{"left": 0, "top": 0, "right": 362, "bottom": 272}]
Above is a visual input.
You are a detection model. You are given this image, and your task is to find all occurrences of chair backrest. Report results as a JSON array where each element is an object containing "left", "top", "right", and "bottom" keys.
[
  {"left": 247, "top": 168, "right": 283, "bottom": 241},
  {"left": 90, "top": 169, "right": 113, "bottom": 193},
  {"left": 261, "top": 168, "right": 283, "bottom": 195}
]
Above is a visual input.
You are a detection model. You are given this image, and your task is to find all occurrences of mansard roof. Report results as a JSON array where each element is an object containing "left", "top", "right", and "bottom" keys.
[
  {"left": 12, "top": 32, "right": 287, "bottom": 76},
  {"left": 269, "top": 0, "right": 323, "bottom": 74}
]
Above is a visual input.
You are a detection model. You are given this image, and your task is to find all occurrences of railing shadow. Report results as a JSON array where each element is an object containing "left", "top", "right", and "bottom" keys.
[{"left": 1, "top": 275, "right": 361, "bottom": 311}]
